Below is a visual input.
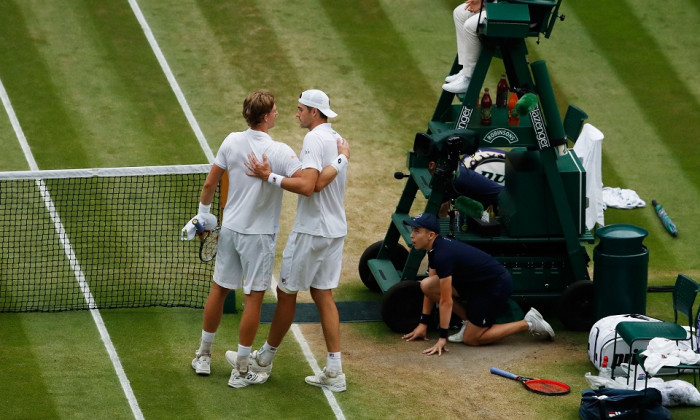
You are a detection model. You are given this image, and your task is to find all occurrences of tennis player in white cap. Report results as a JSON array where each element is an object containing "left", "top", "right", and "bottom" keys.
[
  {"left": 240, "top": 89, "right": 350, "bottom": 392},
  {"left": 189, "top": 90, "right": 345, "bottom": 390}
]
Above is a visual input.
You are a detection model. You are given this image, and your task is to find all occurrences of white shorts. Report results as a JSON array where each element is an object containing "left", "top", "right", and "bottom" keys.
[
  {"left": 213, "top": 227, "right": 276, "bottom": 294},
  {"left": 278, "top": 232, "right": 344, "bottom": 293}
]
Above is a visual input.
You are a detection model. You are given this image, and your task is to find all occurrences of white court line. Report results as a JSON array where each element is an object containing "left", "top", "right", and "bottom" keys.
[
  {"left": 128, "top": 1, "right": 346, "bottom": 418},
  {"left": 128, "top": 0, "right": 215, "bottom": 164},
  {"left": 271, "top": 279, "right": 346, "bottom": 420},
  {"left": 0, "top": 78, "right": 145, "bottom": 419}
]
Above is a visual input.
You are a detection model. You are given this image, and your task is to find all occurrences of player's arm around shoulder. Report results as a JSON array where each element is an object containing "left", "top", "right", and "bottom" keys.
[{"left": 315, "top": 138, "right": 350, "bottom": 192}]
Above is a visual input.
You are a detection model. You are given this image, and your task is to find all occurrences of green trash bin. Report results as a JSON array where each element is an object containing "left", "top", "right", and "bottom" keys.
[{"left": 593, "top": 224, "right": 649, "bottom": 320}]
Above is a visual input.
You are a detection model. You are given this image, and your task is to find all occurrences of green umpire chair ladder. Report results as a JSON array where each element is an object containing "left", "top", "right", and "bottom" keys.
[
  {"left": 364, "top": 0, "right": 602, "bottom": 333},
  {"left": 429, "top": 0, "right": 590, "bottom": 287},
  {"left": 613, "top": 274, "right": 700, "bottom": 389}
]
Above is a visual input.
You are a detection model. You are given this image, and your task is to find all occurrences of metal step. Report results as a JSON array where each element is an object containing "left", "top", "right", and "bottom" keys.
[{"left": 368, "top": 258, "right": 401, "bottom": 293}]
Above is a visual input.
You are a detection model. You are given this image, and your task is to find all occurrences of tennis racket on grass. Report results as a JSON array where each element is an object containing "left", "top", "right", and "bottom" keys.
[{"left": 490, "top": 367, "right": 570, "bottom": 396}]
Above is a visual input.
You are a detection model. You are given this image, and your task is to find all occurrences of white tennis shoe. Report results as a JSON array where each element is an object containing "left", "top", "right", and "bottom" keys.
[
  {"left": 448, "top": 320, "right": 468, "bottom": 343},
  {"left": 228, "top": 369, "right": 269, "bottom": 388},
  {"left": 225, "top": 350, "right": 272, "bottom": 375},
  {"left": 444, "top": 71, "right": 465, "bottom": 83},
  {"left": 305, "top": 367, "right": 346, "bottom": 393},
  {"left": 250, "top": 350, "right": 273, "bottom": 374},
  {"left": 442, "top": 76, "right": 471, "bottom": 94},
  {"left": 525, "top": 308, "right": 555, "bottom": 339},
  {"left": 191, "top": 352, "right": 211, "bottom": 376}
]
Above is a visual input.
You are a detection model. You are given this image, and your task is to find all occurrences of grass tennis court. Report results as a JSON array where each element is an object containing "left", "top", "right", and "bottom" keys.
[{"left": 1, "top": 0, "right": 699, "bottom": 418}]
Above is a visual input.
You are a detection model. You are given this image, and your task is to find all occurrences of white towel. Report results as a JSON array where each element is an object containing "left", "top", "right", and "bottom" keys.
[
  {"left": 602, "top": 187, "right": 646, "bottom": 209},
  {"left": 180, "top": 213, "right": 217, "bottom": 241},
  {"left": 641, "top": 337, "right": 700, "bottom": 376},
  {"left": 181, "top": 220, "right": 198, "bottom": 241},
  {"left": 573, "top": 124, "right": 605, "bottom": 229}
]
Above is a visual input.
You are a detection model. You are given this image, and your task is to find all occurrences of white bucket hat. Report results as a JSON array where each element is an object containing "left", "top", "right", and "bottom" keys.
[{"left": 299, "top": 89, "right": 337, "bottom": 118}]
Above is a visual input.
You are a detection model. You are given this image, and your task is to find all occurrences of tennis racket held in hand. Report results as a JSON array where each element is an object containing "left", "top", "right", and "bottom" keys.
[
  {"left": 490, "top": 367, "right": 570, "bottom": 396},
  {"left": 196, "top": 170, "right": 228, "bottom": 263},
  {"left": 193, "top": 219, "right": 219, "bottom": 262}
]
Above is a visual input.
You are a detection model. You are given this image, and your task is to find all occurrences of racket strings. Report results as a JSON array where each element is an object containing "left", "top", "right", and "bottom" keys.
[
  {"left": 200, "top": 230, "right": 219, "bottom": 261},
  {"left": 524, "top": 379, "right": 570, "bottom": 395}
]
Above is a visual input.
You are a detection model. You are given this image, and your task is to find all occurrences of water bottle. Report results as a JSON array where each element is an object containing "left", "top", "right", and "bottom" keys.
[
  {"left": 496, "top": 74, "right": 509, "bottom": 108},
  {"left": 599, "top": 355, "right": 612, "bottom": 379},
  {"left": 480, "top": 88, "right": 492, "bottom": 126},
  {"left": 507, "top": 92, "right": 519, "bottom": 126}
]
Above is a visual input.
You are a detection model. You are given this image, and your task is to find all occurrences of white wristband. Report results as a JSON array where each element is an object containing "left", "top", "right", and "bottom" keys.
[
  {"left": 330, "top": 154, "right": 348, "bottom": 174},
  {"left": 198, "top": 202, "right": 211, "bottom": 214},
  {"left": 267, "top": 173, "right": 285, "bottom": 188}
]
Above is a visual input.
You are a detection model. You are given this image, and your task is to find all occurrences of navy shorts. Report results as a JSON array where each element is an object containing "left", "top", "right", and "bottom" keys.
[{"left": 454, "top": 272, "right": 512, "bottom": 328}]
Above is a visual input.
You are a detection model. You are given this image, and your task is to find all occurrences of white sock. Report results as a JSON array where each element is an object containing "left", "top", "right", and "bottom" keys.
[
  {"left": 237, "top": 344, "right": 252, "bottom": 372},
  {"left": 198, "top": 330, "right": 216, "bottom": 355},
  {"left": 258, "top": 341, "right": 277, "bottom": 366},
  {"left": 327, "top": 352, "right": 342, "bottom": 372},
  {"left": 237, "top": 344, "right": 252, "bottom": 358}
]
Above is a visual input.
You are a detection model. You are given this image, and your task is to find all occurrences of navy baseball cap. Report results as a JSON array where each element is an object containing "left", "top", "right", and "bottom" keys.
[{"left": 403, "top": 213, "right": 440, "bottom": 234}]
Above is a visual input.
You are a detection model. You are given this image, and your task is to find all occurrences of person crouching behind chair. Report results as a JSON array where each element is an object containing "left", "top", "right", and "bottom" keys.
[{"left": 401, "top": 213, "right": 554, "bottom": 355}]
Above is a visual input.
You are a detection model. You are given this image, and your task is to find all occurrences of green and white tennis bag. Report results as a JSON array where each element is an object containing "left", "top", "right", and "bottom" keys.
[
  {"left": 587, "top": 314, "right": 662, "bottom": 370},
  {"left": 588, "top": 314, "right": 693, "bottom": 375}
]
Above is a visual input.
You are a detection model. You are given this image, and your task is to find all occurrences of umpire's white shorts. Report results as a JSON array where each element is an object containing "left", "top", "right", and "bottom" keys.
[
  {"left": 213, "top": 227, "right": 276, "bottom": 295},
  {"left": 278, "top": 232, "right": 345, "bottom": 294}
]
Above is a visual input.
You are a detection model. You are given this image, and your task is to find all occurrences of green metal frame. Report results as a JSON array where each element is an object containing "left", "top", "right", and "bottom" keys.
[{"left": 368, "top": 0, "right": 592, "bottom": 309}]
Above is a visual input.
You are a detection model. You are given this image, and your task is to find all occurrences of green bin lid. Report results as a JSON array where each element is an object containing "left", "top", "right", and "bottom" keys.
[{"left": 595, "top": 224, "right": 648, "bottom": 255}]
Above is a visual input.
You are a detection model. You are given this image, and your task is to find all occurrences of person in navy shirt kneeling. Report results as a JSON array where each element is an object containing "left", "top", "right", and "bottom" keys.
[{"left": 401, "top": 213, "right": 555, "bottom": 355}]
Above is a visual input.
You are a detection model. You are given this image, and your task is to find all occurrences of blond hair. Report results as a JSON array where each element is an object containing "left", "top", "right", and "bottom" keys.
[{"left": 242, "top": 90, "right": 275, "bottom": 127}]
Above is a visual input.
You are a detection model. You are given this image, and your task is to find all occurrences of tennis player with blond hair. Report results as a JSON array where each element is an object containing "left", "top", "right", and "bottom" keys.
[{"left": 189, "top": 90, "right": 302, "bottom": 387}]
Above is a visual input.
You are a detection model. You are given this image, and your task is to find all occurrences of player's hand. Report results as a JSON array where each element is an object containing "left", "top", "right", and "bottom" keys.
[
  {"left": 244, "top": 153, "right": 272, "bottom": 179},
  {"left": 336, "top": 138, "right": 350, "bottom": 159},
  {"left": 423, "top": 338, "right": 449, "bottom": 356},
  {"left": 402, "top": 324, "right": 429, "bottom": 342}
]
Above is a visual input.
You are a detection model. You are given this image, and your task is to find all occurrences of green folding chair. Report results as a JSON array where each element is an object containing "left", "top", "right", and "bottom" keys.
[{"left": 613, "top": 274, "right": 700, "bottom": 389}]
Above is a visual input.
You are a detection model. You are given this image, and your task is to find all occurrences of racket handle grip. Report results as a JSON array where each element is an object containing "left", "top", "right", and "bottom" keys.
[
  {"left": 193, "top": 219, "right": 205, "bottom": 234},
  {"left": 490, "top": 367, "right": 518, "bottom": 380}
]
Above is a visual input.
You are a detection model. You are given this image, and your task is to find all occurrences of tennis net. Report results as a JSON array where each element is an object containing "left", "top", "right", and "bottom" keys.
[{"left": 0, "top": 164, "right": 219, "bottom": 312}]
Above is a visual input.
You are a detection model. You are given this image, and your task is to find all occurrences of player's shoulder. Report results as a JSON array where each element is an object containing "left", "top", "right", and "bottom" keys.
[
  {"left": 316, "top": 124, "right": 341, "bottom": 139},
  {"left": 269, "top": 137, "right": 294, "bottom": 152},
  {"left": 221, "top": 130, "right": 252, "bottom": 146},
  {"left": 217, "top": 131, "right": 243, "bottom": 154},
  {"left": 221, "top": 130, "right": 248, "bottom": 145},
  {"left": 269, "top": 140, "right": 300, "bottom": 162}
]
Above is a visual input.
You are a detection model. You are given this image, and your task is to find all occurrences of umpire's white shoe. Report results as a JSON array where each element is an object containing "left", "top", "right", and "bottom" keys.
[
  {"left": 442, "top": 76, "right": 470, "bottom": 94},
  {"left": 228, "top": 369, "right": 268, "bottom": 389},
  {"left": 305, "top": 367, "right": 346, "bottom": 393},
  {"left": 448, "top": 320, "right": 468, "bottom": 343},
  {"left": 191, "top": 352, "right": 211, "bottom": 376},
  {"left": 525, "top": 308, "right": 555, "bottom": 340},
  {"left": 225, "top": 350, "right": 272, "bottom": 375},
  {"left": 444, "top": 71, "right": 465, "bottom": 83}
]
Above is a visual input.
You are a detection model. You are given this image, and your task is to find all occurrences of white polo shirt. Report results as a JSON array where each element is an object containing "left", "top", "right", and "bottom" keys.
[
  {"left": 292, "top": 123, "right": 347, "bottom": 238},
  {"left": 214, "top": 128, "right": 301, "bottom": 234}
]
